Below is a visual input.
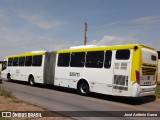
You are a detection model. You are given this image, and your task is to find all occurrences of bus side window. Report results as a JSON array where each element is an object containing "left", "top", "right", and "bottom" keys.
[
  {"left": 116, "top": 49, "right": 130, "bottom": 60},
  {"left": 32, "top": 55, "right": 42, "bottom": 66},
  {"left": 8, "top": 58, "right": 13, "bottom": 66},
  {"left": 25, "top": 56, "right": 32, "bottom": 66},
  {"left": 70, "top": 52, "right": 85, "bottom": 67},
  {"left": 19, "top": 57, "right": 25, "bottom": 66},
  {"left": 58, "top": 53, "right": 70, "bottom": 67},
  {"left": 85, "top": 51, "right": 104, "bottom": 68},
  {"left": 13, "top": 57, "right": 19, "bottom": 66},
  {"left": 104, "top": 51, "right": 112, "bottom": 68}
]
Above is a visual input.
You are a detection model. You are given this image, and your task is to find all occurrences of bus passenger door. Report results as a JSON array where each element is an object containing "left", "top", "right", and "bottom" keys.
[{"left": 112, "top": 62, "right": 131, "bottom": 96}]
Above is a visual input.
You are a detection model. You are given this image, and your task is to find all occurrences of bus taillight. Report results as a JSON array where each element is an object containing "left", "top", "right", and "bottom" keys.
[{"left": 135, "top": 70, "right": 140, "bottom": 84}]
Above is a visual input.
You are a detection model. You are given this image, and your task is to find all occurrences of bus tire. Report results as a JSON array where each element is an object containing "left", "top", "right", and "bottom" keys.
[
  {"left": 29, "top": 76, "right": 35, "bottom": 86},
  {"left": 7, "top": 73, "right": 11, "bottom": 81},
  {"left": 78, "top": 81, "right": 89, "bottom": 96}
]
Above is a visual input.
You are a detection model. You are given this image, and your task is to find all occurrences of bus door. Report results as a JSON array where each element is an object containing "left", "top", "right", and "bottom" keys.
[
  {"left": 112, "top": 49, "right": 131, "bottom": 96},
  {"left": 112, "top": 62, "right": 131, "bottom": 96}
]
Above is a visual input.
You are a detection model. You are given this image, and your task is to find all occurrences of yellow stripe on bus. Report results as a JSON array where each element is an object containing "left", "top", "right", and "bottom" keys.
[
  {"left": 5, "top": 51, "right": 46, "bottom": 58},
  {"left": 57, "top": 44, "right": 156, "bottom": 53}
]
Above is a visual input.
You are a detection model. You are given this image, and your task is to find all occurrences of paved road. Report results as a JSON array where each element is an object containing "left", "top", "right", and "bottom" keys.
[{"left": 0, "top": 80, "right": 160, "bottom": 120}]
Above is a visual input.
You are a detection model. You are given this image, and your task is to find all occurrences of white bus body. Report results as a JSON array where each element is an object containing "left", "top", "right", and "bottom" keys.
[
  {"left": 1, "top": 51, "right": 56, "bottom": 85},
  {"left": 1, "top": 44, "right": 158, "bottom": 97},
  {"left": 54, "top": 44, "right": 158, "bottom": 97}
]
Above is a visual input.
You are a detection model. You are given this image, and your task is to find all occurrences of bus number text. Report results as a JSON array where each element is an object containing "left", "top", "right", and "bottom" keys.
[{"left": 69, "top": 72, "right": 80, "bottom": 77}]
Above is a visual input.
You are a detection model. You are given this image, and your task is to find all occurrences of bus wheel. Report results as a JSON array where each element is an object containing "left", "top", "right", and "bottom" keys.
[
  {"left": 7, "top": 73, "right": 11, "bottom": 81},
  {"left": 78, "top": 82, "right": 89, "bottom": 96},
  {"left": 29, "top": 76, "right": 35, "bottom": 86}
]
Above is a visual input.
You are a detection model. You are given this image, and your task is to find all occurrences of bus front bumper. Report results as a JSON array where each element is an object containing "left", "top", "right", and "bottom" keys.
[
  {"left": 132, "top": 82, "right": 156, "bottom": 97},
  {"left": 138, "top": 91, "right": 155, "bottom": 97}
]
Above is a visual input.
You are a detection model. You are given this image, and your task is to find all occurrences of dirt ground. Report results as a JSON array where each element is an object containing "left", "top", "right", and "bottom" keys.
[{"left": 0, "top": 96, "right": 71, "bottom": 120}]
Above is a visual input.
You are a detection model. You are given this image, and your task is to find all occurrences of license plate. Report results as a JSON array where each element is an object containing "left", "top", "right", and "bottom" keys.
[{"left": 144, "top": 82, "right": 151, "bottom": 85}]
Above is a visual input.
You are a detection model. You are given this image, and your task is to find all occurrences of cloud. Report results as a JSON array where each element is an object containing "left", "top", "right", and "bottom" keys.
[
  {"left": 16, "top": 13, "right": 65, "bottom": 30},
  {"left": 90, "top": 14, "right": 160, "bottom": 32},
  {"left": 130, "top": 15, "right": 160, "bottom": 24},
  {"left": 0, "top": 29, "right": 76, "bottom": 59},
  {"left": 90, "top": 21, "right": 120, "bottom": 30},
  {"left": 89, "top": 35, "right": 137, "bottom": 46}
]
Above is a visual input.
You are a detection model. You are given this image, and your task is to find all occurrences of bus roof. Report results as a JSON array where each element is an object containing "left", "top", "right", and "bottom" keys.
[
  {"left": 4, "top": 44, "right": 156, "bottom": 58},
  {"left": 57, "top": 44, "right": 156, "bottom": 53},
  {"left": 5, "top": 51, "right": 46, "bottom": 58}
]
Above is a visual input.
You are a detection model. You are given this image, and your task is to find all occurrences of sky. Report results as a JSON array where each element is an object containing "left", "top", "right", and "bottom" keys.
[{"left": 0, "top": 0, "right": 160, "bottom": 59}]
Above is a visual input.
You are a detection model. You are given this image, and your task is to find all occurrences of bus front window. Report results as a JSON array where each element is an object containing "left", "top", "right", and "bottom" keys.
[{"left": 2, "top": 61, "right": 7, "bottom": 70}]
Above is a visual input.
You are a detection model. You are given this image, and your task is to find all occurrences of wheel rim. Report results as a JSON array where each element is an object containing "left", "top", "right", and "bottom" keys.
[
  {"left": 29, "top": 78, "right": 34, "bottom": 85},
  {"left": 80, "top": 83, "right": 89, "bottom": 94},
  {"left": 7, "top": 75, "right": 11, "bottom": 80}
]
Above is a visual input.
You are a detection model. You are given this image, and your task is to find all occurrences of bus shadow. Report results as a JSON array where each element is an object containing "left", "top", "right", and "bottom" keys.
[
  {"left": 5, "top": 79, "right": 29, "bottom": 85},
  {"left": 7, "top": 80, "right": 156, "bottom": 105},
  {"left": 46, "top": 85, "right": 156, "bottom": 105},
  {"left": 47, "top": 84, "right": 79, "bottom": 94},
  {"left": 89, "top": 93, "right": 156, "bottom": 105}
]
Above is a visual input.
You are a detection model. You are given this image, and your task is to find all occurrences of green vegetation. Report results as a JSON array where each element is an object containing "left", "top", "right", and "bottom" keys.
[
  {"left": 10, "top": 97, "right": 22, "bottom": 103},
  {"left": 155, "top": 82, "right": 160, "bottom": 98},
  {"left": 0, "top": 87, "right": 23, "bottom": 103},
  {"left": 0, "top": 117, "right": 11, "bottom": 120},
  {"left": 0, "top": 87, "right": 14, "bottom": 98}
]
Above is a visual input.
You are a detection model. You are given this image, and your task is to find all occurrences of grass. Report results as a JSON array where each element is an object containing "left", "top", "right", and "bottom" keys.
[
  {"left": 0, "top": 87, "right": 14, "bottom": 98},
  {"left": 0, "top": 86, "right": 22, "bottom": 103},
  {"left": 0, "top": 117, "right": 11, "bottom": 120},
  {"left": 10, "top": 98, "right": 22, "bottom": 103},
  {"left": 155, "top": 82, "right": 160, "bottom": 98}
]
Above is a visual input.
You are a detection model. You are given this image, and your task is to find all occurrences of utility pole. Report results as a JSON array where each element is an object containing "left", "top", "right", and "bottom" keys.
[{"left": 84, "top": 22, "right": 87, "bottom": 45}]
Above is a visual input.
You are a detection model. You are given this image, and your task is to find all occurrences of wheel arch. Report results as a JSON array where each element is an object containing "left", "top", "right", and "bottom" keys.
[
  {"left": 7, "top": 73, "right": 11, "bottom": 77},
  {"left": 7, "top": 73, "right": 11, "bottom": 79},
  {"left": 28, "top": 74, "right": 34, "bottom": 81},
  {"left": 77, "top": 78, "right": 90, "bottom": 90}
]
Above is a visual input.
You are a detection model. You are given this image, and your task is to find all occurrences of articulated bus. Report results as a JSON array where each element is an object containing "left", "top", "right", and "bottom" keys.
[{"left": 1, "top": 44, "right": 158, "bottom": 97}]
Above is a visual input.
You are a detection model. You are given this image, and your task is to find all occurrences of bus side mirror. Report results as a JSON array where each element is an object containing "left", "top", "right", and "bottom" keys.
[{"left": 2, "top": 61, "right": 7, "bottom": 71}]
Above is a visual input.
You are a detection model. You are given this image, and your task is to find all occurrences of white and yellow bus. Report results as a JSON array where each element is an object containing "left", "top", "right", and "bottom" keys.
[
  {"left": 1, "top": 44, "right": 158, "bottom": 97},
  {"left": 1, "top": 51, "right": 56, "bottom": 85}
]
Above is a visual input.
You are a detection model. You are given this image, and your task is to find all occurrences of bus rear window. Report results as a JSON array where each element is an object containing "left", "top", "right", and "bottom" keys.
[{"left": 116, "top": 50, "right": 130, "bottom": 60}]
